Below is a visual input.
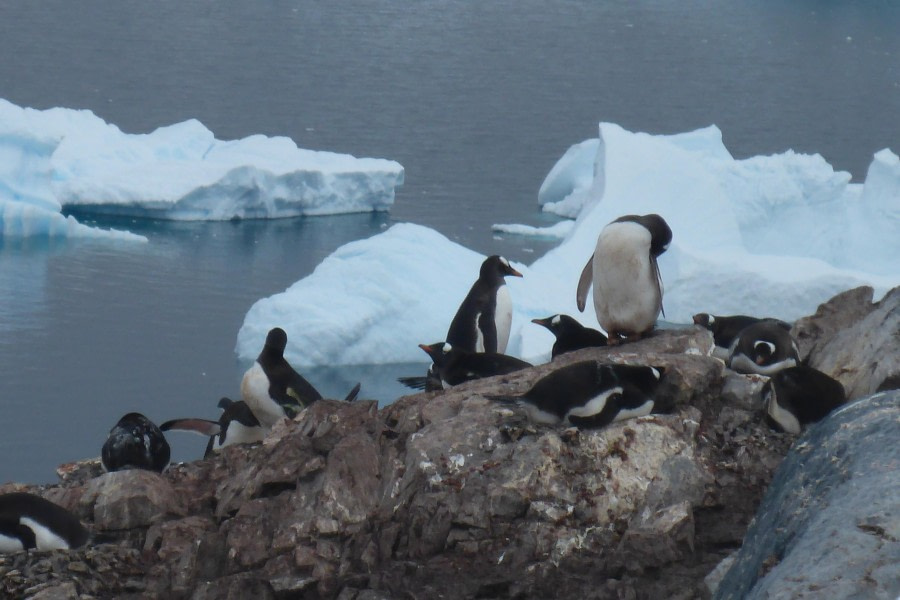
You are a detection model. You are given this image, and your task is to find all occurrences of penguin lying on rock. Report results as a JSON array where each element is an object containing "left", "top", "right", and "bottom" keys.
[
  {"left": 242, "top": 327, "right": 361, "bottom": 428},
  {"left": 101, "top": 412, "right": 170, "bottom": 473},
  {"left": 487, "top": 361, "right": 665, "bottom": 428},
  {"left": 692, "top": 313, "right": 792, "bottom": 360},
  {"left": 763, "top": 365, "right": 847, "bottom": 434},
  {"left": 0, "top": 492, "right": 89, "bottom": 553},
  {"left": 727, "top": 320, "right": 800, "bottom": 376},
  {"left": 160, "top": 397, "right": 266, "bottom": 458},
  {"left": 413, "top": 342, "right": 532, "bottom": 389},
  {"left": 577, "top": 214, "right": 672, "bottom": 345},
  {"left": 531, "top": 314, "right": 608, "bottom": 359}
]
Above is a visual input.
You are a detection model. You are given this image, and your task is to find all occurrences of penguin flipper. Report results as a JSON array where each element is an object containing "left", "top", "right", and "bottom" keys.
[
  {"left": 343, "top": 382, "right": 362, "bottom": 402},
  {"left": 576, "top": 255, "right": 594, "bottom": 312},
  {"left": 652, "top": 256, "right": 666, "bottom": 318},
  {"left": 479, "top": 310, "right": 499, "bottom": 354},
  {"left": 397, "top": 376, "right": 429, "bottom": 390},
  {"left": 159, "top": 418, "right": 222, "bottom": 437}
]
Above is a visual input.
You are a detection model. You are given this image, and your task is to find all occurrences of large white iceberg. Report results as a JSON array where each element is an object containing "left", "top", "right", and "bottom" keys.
[
  {"left": 0, "top": 99, "right": 404, "bottom": 238},
  {"left": 237, "top": 122, "right": 899, "bottom": 366}
]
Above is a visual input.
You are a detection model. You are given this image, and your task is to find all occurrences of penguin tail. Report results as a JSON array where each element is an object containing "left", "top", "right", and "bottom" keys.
[
  {"left": 344, "top": 382, "right": 362, "bottom": 403},
  {"left": 159, "top": 418, "right": 221, "bottom": 437},
  {"left": 398, "top": 376, "right": 429, "bottom": 390}
]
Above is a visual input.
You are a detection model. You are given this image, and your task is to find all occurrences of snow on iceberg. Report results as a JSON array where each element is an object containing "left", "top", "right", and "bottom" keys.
[
  {"left": 0, "top": 98, "right": 404, "bottom": 227},
  {"left": 237, "top": 122, "right": 899, "bottom": 367}
]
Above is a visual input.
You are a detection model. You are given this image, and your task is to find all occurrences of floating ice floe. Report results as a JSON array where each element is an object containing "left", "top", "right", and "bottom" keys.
[
  {"left": 237, "top": 122, "right": 899, "bottom": 367},
  {"left": 0, "top": 98, "right": 404, "bottom": 240}
]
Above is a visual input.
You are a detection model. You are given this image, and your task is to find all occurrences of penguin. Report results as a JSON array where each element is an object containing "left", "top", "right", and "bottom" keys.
[
  {"left": 397, "top": 366, "right": 442, "bottom": 392},
  {"left": 417, "top": 342, "right": 532, "bottom": 389},
  {"left": 531, "top": 314, "right": 608, "bottom": 359},
  {"left": 763, "top": 366, "right": 847, "bottom": 434},
  {"left": 692, "top": 313, "right": 792, "bottom": 360},
  {"left": 446, "top": 255, "right": 523, "bottom": 355},
  {"left": 0, "top": 492, "right": 89, "bottom": 553},
  {"left": 487, "top": 361, "right": 665, "bottom": 428},
  {"left": 241, "top": 327, "right": 361, "bottom": 429},
  {"left": 728, "top": 320, "right": 800, "bottom": 376},
  {"left": 101, "top": 412, "right": 170, "bottom": 473},
  {"left": 577, "top": 214, "right": 672, "bottom": 345},
  {"left": 160, "top": 397, "right": 266, "bottom": 458}
]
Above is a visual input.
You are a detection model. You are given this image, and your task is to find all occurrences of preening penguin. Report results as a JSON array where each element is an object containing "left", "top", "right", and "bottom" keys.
[
  {"left": 531, "top": 314, "right": 608, "bottom": 359},
  {"left": 487, "top": 361, "right": 665, "bottom": 428},
  {"left": 417, "top": 342, "right": 532, "bottom": 389},
  {"left": 728, "top": 320, "right": 800, "bottom": 376},
  {"left": 241, "top": 327, "right": 361, "bottom": 428},
  {"left": 0, "top": 492, "right": 89, "bottom": 553},
  {"left": 446, "top": 255, "right": 522, "bottom": 354},
  {"left": 101, "top": 412, "right": 170, "bottom": 473},
  {"left": 160, "top": 397, "right": 266, "bottom": 458},
  {"left": 577, "top": 214, "right": 672, "bottom": 344},
  {"left": 693, "top": 313, "right": 792, "bottom": 360},
  {"left": 763, "top": 366, "right": 847, "bottom": 434}
]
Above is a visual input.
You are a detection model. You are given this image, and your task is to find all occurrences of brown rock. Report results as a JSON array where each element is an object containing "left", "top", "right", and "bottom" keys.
[{"left": 80, "top": 469, "right": 186, "bottom": 530}]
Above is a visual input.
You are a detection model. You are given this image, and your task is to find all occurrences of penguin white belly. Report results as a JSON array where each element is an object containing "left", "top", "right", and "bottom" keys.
[
  {"left": 593, "top": 223, "right": 659, "bottom": 335},
  {"left": 494, "top": 285, "right": 513, "bottom": 354},
  {"left": 241, "top": 362, "right": 284, "bottom": 429},
  {"left": 216, "top": 421, "right": 266, "bottom": 450},
  {"left": 610, "top": 399, "right": 654, "bottom": 423},
  {"left": 0, "top": 533, "right": 26, "bottom": 553},
  {"left": 565, "top": 387, "right": 622, "bottom": 420},
  {"left": 520, "top": 402, "right": 564, "bottom": 426},
  {"left": 19, "top": 517, "right": 69, "bottom": 550}
]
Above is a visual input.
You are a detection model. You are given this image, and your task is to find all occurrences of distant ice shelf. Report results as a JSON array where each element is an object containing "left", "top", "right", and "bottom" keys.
[
  {"left": 237, "top": 122, "right": 899, "bottom": 367},
  {"left": 0, "top": 98, "right": 404, "bottom": 240}
]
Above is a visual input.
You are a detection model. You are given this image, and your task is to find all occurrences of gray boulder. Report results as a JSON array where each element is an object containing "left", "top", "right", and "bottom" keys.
[{"left": 714, "top": 390, "right": 900, "bottom": 600}]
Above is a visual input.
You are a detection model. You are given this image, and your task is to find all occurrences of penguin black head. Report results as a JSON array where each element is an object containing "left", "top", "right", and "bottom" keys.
[
  {"left": 613, "top": 213, "right": 672, "bottom": 257},
  {"left": 692, "top": 313, "right": 713, "bottom": 327},
  {"left": 264, "top": 327, "right": 289, "bottom": 355},
  {"left": 531, "top": 314, "right": 571, "bottom": 333},
  {"left": 481, "top": 255, "right": 523, "bottom": 282},
  {"left": 418, "top": 342, "right": 453, "bottom": 365}
]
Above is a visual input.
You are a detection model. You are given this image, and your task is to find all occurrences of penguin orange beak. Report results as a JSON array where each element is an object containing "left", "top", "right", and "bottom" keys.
[
  {"left": 508, "top": 266, "right": 523, "bottom": 277},
  {"left": 531, "top": 317, "right": 549, "bottom": 327}
]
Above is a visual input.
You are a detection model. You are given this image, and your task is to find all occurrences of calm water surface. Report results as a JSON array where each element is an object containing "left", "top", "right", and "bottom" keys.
[{"left": 1, "top": 1, "right": 898, "bottom": 482}]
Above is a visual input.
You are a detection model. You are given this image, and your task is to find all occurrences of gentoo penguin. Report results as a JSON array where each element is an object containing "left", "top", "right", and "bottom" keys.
[
  {"left": 531, "top": 314, "right": 608, "bottom": 359},
  {"left": 101, "top": 412, "right": 170, "bottom": 473},
  {"left": 693, "top": 313, "right": 792, "bottom": 360},
  {"left": 487, "top": 361, "right": 665, "bottom": 428},
  {"left": 446, "top": 255, "right": 523, "bottom": 355},
  {"left": 0, "top": 492, "right": 89, "bottom": 553},
  {"left": 241, "top": 327, "right": 361, "bottom": 429},
  {"left": 417, "top": 342, "right": 532, "bottom": 389},
  {"left": 160, "top": 397, "right": 266, "bottom": 458},
  {"left": 728, "top": 320, "right": 800, "bottom": 376},
  {"left": 577, "top": 214, "right": 672, "bottom": 344},
  {"left": 763, "top": 366, "right": 847, "bottom": 434}
]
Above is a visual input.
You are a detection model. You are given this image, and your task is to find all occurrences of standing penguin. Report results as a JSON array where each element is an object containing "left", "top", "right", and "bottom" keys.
[
  {"left": 161, "top": 397, "right": 266, "bottom": 458},
  {"left": 763, "top": 366, "right": 846, "bottom": 434},
  {"left": 531, "top": 314, "right": 608, "bottom": 359},
  {"left": 446, "top": 255, "right": 523, "bottom": 355},
  {"left": 577, "top": 214, "right": 672, "bottom": 344},
  {"left": 0, "top": 492, "right": 89, "bottom": 553},
  {"left": 487, "top": 361, "right": 665, "bottom": 428},
  {"left": 728, "top": 320, "right": 800, "bottom": 376},
  {"left": 241, "top": 327, "right": 361, "bottom": 429},
  {"left": 101, "top": 412, "right": 171, "bottom": 473}
]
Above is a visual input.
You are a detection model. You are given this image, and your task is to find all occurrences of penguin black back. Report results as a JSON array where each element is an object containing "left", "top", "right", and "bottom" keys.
[
  {"left": 0, "top": 492, "right": 89, "bottom": 551},
  {"left": 258, "top": 327, "right": 323, "bottom": 408},
  {"left": 446, "top": 255, "right": 522, "bottom": 354},
  {"left": 693, "top": 313, "right": 792, "bottom": 360},
  {"left": 531, "top": 314, "right": 608, "bottom": 358},
  {"left": 764, "top": 366, "right": 847, "bottom": 434},
  {"left": 101, "top": 412, "right": 170, "bottom": 473},
  {"left": 418, "top": 342, "right": 531, "bottom": 388}
]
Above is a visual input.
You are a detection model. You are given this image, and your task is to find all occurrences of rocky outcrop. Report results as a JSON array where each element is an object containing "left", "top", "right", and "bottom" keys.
[
  {"left": 1, "top": 287, "right": 895, "bottom": 599},
  {"left": 713, "top": 390, "right": 900, "bottom": 599},
  {"left": 793, "top": 286, "right": 900, "bottom": 398}
]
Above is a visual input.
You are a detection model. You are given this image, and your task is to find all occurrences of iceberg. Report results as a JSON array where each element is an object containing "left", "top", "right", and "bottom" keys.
[
  {"left": 0, "top": 99, "right": 404, "bottom": 238},
  {"left": 236, "top": 122, "right": 899, "bottom": 367}
]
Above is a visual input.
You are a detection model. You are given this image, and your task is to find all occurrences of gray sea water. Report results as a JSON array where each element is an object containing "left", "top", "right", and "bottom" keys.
[{"left": 1, "top": 1, "right": 898, "bottom": 483}]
